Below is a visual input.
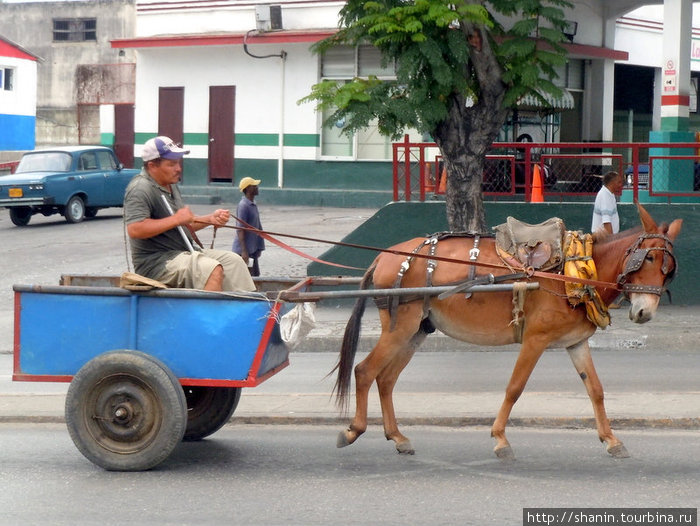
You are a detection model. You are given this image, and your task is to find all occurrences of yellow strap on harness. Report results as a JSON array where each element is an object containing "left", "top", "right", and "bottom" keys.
[{"left": 563, "top": 232, "right": 610, "bottom": 329}]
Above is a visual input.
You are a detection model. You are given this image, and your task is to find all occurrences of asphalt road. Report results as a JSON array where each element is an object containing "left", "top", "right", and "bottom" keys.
[{"left": 0, "top": 423, "right": 697, "bottom": 526}]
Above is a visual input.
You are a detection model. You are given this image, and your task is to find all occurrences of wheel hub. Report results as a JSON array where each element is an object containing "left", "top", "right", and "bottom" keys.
[
  {"left": 85, "top": 376, "right": 162, "bottom": 454},
  {"left": 112, "top": 403, "right": 133, "bottom": 424}
]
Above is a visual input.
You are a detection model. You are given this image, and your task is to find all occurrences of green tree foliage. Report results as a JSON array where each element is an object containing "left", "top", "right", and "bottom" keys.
[{"left": 301, "top": 0, "right": 571, "bottom": 231}]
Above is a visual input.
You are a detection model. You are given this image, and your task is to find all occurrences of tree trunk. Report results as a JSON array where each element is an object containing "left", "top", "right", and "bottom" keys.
[{"left": 433, "top": 25, "right": 509, "bottom": 232}]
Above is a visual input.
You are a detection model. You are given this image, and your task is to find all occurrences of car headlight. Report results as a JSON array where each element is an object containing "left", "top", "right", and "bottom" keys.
[{"left": 28, "top": 184, "right": 44, "bottom": 191}]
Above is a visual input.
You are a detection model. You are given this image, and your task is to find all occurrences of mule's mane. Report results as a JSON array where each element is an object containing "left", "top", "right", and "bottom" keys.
[
  {"left": 590, "top": 226, "right": 644, "bottom": 273},
  {"left": 592, "top": 225, "right": 643, "bottom": 246}
]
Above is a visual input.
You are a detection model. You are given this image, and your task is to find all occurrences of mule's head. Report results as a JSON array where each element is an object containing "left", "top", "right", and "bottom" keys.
[{"left": 618, "top": 205, "right": 682, "bottom": 323}]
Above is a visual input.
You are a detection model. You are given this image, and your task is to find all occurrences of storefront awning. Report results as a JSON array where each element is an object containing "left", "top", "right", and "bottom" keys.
[{"left": 517, "top": 89, "right": 575, "bottom": 111}]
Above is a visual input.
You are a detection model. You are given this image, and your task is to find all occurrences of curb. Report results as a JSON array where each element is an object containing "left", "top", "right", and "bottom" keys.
[{"left": 3, "top": 415, "right": 699, "bottom": 430}]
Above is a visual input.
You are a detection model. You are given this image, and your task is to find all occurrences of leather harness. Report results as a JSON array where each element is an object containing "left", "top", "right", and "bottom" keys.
[
  {"left": 617, "top": 233, "right": 677, "bottom": 296},
  {"left": 378, "top": 229, "right": 678, "bottom": 340}
]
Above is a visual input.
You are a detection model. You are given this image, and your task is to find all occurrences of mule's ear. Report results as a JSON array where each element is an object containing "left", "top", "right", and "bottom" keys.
[
  {"left": 637, "top": 203, "right": 657, "bottom": 232},
  {"left": 666, "top": 218, "right": 683, "bottom": 241}
]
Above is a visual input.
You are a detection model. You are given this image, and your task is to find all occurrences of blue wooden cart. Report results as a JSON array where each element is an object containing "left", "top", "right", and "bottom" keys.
[{"left": 12, "top": 275, "right": 314, "bottom": 471}]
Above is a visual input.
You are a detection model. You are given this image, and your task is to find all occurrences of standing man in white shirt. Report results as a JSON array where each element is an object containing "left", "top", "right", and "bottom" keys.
[{"left": 591, "top": 171, "right": 624, "bottom": 234}]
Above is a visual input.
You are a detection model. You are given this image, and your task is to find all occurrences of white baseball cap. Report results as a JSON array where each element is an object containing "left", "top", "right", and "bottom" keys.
[{"left": 142, "top": 136, "right": 190, "bottom": 161}]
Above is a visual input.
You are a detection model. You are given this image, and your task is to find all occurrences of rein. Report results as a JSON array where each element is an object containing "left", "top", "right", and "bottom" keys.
[{"left": 197, "top": 219, "right": 624, "bottom": 292}]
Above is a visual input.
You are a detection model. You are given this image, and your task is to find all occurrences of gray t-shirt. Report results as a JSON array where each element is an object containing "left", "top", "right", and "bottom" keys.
[{"left": 123, "top": 170, "right": 198, "bottom": 278}]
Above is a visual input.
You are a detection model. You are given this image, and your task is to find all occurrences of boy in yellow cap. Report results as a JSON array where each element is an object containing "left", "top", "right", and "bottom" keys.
[{"left": 233, "top": 177, "right": 265, "bottom": 276}]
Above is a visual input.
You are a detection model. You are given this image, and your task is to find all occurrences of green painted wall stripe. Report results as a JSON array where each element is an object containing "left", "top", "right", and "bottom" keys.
[
  {"left": 660, "top": 116, "right": 690, "bottom": 132},
  {"left": 184, "top": 133, "right": 208, "bottom": 145},
  {"left": 133, "top": 132, "right": 319, "bottom": 148},
  {"left": 100, "top": 133, "right": 114, "bottom": 146},
  {"left": 237, "top": 133, "right": 278, "bottom": 146},
  {"left": 134, "top": 132, "right": 152, "bottom": 144},
  {"left": 284, "top": 134, "right": 320, "bottom": 147}
]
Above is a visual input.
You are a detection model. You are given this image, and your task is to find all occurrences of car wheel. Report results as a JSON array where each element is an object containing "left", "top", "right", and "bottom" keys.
[
  {"left": 9, "top": 207, "right": 32, "bottom": 226},
  {"left": 64, "top": 195, "right": 86, "bottom": 223}
]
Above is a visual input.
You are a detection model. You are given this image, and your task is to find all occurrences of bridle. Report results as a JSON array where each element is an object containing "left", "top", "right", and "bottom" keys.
[{"left": 616, "top": 233, "right": 677, "bottom": 296}]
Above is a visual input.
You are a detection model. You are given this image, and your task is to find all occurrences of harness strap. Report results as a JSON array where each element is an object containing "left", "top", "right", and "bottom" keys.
[
  {"left": 422, "top": 236, "right": 439, "bottom": 320},
  {"left": 465, "top": 234, "right": 480, "bottom": 299},
  {"left": 389, "top": 238, "right": 432, "bottom": 331},
  {"left": 510, "top": 281, "right": 529, "bottom": 343},
  {"left": 185, "top": 224, "right": 205, "bottom": 249}
]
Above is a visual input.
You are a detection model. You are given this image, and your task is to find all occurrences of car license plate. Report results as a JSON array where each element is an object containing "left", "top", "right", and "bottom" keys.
[{"left": 9, "top": 188, "right": 23, "bottom": 198}]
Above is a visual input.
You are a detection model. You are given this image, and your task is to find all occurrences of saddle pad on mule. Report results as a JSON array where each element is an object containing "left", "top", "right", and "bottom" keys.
[{"left": 494, "top": 216, "right": 566, "bottom": 271}]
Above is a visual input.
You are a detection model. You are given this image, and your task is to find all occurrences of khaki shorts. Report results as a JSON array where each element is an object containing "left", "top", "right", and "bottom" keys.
[{"left": 159, "top": 249, "right": 255, "bottom": 291}]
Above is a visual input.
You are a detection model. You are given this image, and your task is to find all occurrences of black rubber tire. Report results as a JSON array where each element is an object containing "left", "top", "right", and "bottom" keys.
[
  {"left": 65, "top": 350, "right": 187, "bottom": 471},
  {"left": 9, "top": 207, "right": 32, "bottom": 226},
  {"left": 182, "top": 386, "right": 241, "bottom": 441},
  {"left": 64, "top": 195, "right": 86, "bottom": 223}
]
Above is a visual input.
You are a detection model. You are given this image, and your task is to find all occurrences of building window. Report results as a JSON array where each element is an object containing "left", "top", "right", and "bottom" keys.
[
  {"left": 53, "top": 18, "right": 97, "bottom": 42},
  {"left": 1, "top": 67, "right": 14, "bottom": 91},
  {"left": 319, "top": 45, "right": 421, "bottom": 160}
]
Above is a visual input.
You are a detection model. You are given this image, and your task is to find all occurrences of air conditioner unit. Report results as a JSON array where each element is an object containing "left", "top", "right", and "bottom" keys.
[{"left": 255, "top": 5, "right": 282, "bottom": 32}]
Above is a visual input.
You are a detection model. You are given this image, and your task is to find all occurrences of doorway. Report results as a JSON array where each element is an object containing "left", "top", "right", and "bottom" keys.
[
  {"left": 208, "top": 85, "right": 235, "bottom": 183},
  {"left": 114, "top": 104, "right": 135, "bottom": 168}
]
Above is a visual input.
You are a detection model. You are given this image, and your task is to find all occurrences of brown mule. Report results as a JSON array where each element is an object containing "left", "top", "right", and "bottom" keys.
[{"left": 334, "top": 205, "right": 682, "bottom": 460}]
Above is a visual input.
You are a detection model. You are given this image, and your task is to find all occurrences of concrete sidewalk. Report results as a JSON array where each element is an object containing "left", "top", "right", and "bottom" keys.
[{"left": 1, "top": 303, "right": 698, "bottom": 429}]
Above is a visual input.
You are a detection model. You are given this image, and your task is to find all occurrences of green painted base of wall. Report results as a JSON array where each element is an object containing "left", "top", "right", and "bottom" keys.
[
  {"left": 307, "top": 201, "right": 700, "bottom": 305},
  {"left": 659, "top": 116, "right": 690, "bottom": 132},
  {"left": 179, "top": 158, "right": 394, "bottom": 191},
  {"left": 621, "top": 190, "right": 700, "bottom": 204},
  {"left": 181, "top": 184, "right": 396, "bottom": 208}
]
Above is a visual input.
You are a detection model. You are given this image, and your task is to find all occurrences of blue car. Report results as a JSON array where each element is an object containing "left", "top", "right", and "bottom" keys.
[{"left": 0, "top": 146, "right": 140, "bottom": 226}]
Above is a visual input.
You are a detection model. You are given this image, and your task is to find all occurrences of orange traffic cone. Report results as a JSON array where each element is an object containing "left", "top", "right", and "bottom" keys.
[
  {"left": 531, "top": 164, "right": 544, "bottom": 202},
  {"left": 438, "top": 167, "right": 447, "bottom": 194}
]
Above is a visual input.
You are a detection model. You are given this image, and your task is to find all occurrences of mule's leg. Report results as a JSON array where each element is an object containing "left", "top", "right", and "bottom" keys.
[
  {"left": 337, "top": 304, "right": 422, "bottom": 449},
  {"left": 375, "top": 328, "right": 427, "bottom": 454},
  {"left": 566, "top": 340, "right": 629, "bottom": 458},
  {"left": 491, "top": 340, "right": 547, "bottom": 460}
]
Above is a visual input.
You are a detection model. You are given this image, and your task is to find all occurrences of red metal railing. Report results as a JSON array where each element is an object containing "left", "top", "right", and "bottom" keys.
[{"left": 392, "top": 136, "right": 700, "bottom": 203}]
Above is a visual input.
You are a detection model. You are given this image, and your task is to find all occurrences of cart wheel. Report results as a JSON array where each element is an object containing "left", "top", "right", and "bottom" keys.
[
  {"left": 65, "top": 350, "right": 187, "bottom": 471},
  {"left": 182, "top": 386, "right": 241, "bottom": 441}
]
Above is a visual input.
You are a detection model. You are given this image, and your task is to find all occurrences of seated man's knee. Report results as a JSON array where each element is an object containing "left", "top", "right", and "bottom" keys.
[{"left": 204, "top": 264, "right": 224, "bottom": 291}]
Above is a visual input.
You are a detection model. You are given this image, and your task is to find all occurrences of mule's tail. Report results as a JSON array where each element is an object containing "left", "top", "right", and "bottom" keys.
[{"left": 333, "top": 263, "right": 375, "bottom": 411}]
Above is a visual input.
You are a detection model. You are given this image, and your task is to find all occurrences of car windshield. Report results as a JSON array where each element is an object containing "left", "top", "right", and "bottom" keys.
[{"left": 16, "top": 152, "right": 73, "bottom": 173}]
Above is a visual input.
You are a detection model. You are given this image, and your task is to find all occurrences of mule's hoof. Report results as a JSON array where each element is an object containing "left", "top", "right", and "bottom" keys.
[
  {"left": 494, "top": 445, "right": 515, "bottom": 461},
  {"left": 607, "top": 443, "right": 630, "bottom": 459},
  {"left": 396, "top": 441, "right": 415, "bottom": 455},
  {"left": 336, "top": 430, "right": 351, "bottom": 449}
]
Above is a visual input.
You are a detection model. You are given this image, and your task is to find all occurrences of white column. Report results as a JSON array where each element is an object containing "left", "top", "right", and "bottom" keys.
[
  {"left": 600, "top": 17, "right": 617, "bottom": 141},
  {"left": 660, "top": 0, "right": 692, "bottom": 129}
]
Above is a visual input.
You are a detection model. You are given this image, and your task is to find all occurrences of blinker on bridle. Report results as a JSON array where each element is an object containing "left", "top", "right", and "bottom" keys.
[{"left": 617, "top": 233, "right": 677, "bottom": 296}]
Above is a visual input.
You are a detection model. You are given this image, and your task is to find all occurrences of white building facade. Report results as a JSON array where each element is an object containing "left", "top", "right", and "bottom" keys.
[{"left": 110, "top": 0, "right": 639, "bottom": 194}]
